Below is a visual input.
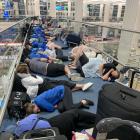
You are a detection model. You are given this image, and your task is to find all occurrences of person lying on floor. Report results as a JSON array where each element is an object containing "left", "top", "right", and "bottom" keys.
[
  {"left": 69, "top": 50, "right": 120, "bottom": 82},
  {"left": 24, "top": 86, "right": 94, "bottom": 113},
  {"left": 24, "top": 58, "right": 72, "bottom": 78},
  {"left": 14, "top": 109, "right": 96, "bottom": 140},
  {"left": 15, "top": 64, "right": 93, "bottom": 99},
  {"left": 68, "top": 44, "right": 89, "bottom": 68},
  {"left": 26, "top": 41, "right": 69, "bottom": 62}
]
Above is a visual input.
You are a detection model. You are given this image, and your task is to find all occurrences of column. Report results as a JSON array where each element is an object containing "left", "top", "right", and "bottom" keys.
[
  {"left": 83, "top": 2, "right": 88, "bottom": 17},
  {"left": 74, "top": 0, "right": 83, "bottom": 33},
  {"left": 68, "top": 0, "right": 71, "bottom": 17},
  {"left": 117, "top": 4, "right": 122, "bottom": 21},
  {"left": 118, "top": 0, "right": 140, "bottom": 65},
  {"left": 34, "top": 0, "right": 40, "bottom": 16},
  {"left": 49, "top": 0, "right": 56, "bottom": 18},
  {"left": 99, "top": 4, "right": 104, "bottom": 21},
  {"left": 102, "top": 3, "right": 110, "bottom": 39}
]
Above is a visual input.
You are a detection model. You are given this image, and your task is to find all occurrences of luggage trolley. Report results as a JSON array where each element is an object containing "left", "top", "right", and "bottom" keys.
[{"left": 95, "top": 118, "right": 140, "bottom": 140}]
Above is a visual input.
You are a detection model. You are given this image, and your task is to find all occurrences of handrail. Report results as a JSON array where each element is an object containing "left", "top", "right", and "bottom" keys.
[
  {"left": 57, "top": 18, "right": 140, "bottom": 35},
  {"left": 0, "top": 18, "right": 32, "bottom": 126},
  {"left": 0, "top": 16, "right": 33, "bottom": 34}
]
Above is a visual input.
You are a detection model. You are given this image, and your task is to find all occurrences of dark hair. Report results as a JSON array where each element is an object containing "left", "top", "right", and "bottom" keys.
[{"left": 112, "top": 59, "right": 119, "bottom": 66}]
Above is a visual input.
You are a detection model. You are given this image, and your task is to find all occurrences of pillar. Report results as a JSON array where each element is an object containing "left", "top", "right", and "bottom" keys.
[
  {"left": 99, "top": 4, "right": 104, "bottom": 21},
  {"left": 102, "top": 3, "right": 110, "bottom": 39},
  {"left": 49, "top": 0, "right": 56, "bottom": 18},
  {"left": 118, "top": 0, "right": 140, "bottom": 65},
  {"left": 74, "top": 0, "right": 83, "bottom": 33},
  {"left": 68, "top": 0, "right": 71, "bottom": 17}
]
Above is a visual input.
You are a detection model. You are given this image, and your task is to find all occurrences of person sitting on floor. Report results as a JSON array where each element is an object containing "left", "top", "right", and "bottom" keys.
[
  {"left": 24, "top": 58, "right": 72, "bottom": 78},
  {"left": 15, "top": 64, "right": 93, "bottom": 99},
  {"left": 14, "top": 109, "right": 96, "bottom": 139},
  {"left": 24, "top": 85, "right": 94, "bottom": 113}
]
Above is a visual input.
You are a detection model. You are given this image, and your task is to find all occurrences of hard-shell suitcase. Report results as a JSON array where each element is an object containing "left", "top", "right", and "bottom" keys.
[{"left": 93, "top": 82, "right": 140, "bottom": 140}]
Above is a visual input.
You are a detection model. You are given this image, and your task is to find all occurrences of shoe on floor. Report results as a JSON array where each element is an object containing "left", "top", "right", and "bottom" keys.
[
  {"left": 84, "top": 99, "right": 94, "bottom": 106},
  {"left": 82, "top": 82, "right": 93, "bottom": 91}
]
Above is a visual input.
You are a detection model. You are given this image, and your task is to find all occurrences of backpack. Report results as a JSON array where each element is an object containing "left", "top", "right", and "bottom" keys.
[{"left": 7, "top": 91, "right": 31, "bottom": 120}]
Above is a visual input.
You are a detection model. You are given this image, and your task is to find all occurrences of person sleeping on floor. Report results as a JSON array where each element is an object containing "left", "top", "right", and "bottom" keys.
[
  {"left": 24, "top": 85, "right": 94, "bottom": 113},
  {"left": 68, "top": 45, "right": 120, "bottom": 82},
  {"left": 14, "top": 109, "right": 96, "bottom": 140},
  {"left": 15, "top": 64, "right": 93, "bottom": 99},
  {"left": 24, "top": 58, "right": 73, "bottom": 78}
]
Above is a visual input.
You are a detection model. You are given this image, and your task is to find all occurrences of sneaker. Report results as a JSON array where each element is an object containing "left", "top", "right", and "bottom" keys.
[
  {"left": 82, "top": 82, "right": 93, "bottom": 91},
  {"left": 83, "top": 99, "right": 94, "bottom": 106}
]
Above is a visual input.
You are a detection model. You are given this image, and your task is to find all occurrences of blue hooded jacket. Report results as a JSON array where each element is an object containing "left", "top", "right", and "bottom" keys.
[{"left": 34, "top": 86, "right": 64, "bottom": 112}]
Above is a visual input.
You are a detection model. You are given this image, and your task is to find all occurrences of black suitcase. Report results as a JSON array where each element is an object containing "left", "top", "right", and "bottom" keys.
[
  {"left": 66, "top": 33, "right": 82, "bottom": 47},
  {"left": 93, "top": 82, "right": 140, "bottom": 140}
]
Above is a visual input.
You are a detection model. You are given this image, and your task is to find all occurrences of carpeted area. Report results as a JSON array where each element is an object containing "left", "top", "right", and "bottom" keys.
[{"left": 1, "top": 38, "right": 108, "bottom": 132}]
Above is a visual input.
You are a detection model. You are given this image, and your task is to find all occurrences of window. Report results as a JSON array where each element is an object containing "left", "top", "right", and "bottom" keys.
[
  {"left": 112, "top": 5, "right": 118, "bottom": 18},
  {"left": 121, "top": 6, "right": 125, "bottom": 17}
]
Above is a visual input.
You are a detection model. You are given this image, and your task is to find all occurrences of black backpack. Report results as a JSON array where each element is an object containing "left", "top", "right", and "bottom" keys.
[{"left": 7, "top": 91, "right": 31, "bottom": 120}]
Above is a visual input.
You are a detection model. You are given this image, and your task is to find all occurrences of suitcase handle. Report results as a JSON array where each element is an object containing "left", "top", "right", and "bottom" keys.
[{"left": 120, "top": 89, "right": 137, "bottom": 99}]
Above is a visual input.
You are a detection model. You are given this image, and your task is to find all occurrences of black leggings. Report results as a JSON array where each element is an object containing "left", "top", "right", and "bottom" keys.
[
  {"left": 38, "top": 78, "right": 76, "bottom": 95},
  {"left": 77, "top": 53, "right": 89, "bottom": 77},
  {"left": 48, "top": 109, "right": 96, "bottom": 140},
  {"left": 57, "top": 86, "right": 83, "bottom": 113}
]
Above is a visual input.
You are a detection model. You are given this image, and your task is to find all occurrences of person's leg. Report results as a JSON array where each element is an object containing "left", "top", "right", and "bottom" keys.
[
  {"left": 57, "top": 86, "right": 94, "bottom": 112},
  {"left": 70, "top": 45, "right": 88, "bottom": 67},
  {"left": 64, "top": 65, "right": 72, "bottom": 76},
  {"left": 55, "top": 49, "right": 69, "bottom": 61},
  {"left": 48, "top": 109, "right": 96, "bottom": 139},
  {"left": 57, "top": 86, "right": 81, "bottom": 112}
]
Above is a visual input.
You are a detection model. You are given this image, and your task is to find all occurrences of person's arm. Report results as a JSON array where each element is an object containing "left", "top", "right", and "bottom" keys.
[
  {"left": 35, "top": 98, "right": 55, "bottom": 112},
  {"left": 99, "top": 64, "right": 104, "bottom": 76},
  {"left": 22, "top": 75, "right": 43, "bottom": 86},
  {"left": 101, "top": 68, "right": 114, "bottom": 81},
  {"left": 39, "top": 58, "right": 49, "bottom": 62}
]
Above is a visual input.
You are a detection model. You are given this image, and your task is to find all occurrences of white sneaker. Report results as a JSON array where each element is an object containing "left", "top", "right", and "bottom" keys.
[{"left": 82, "top": 82, "right": 93, "bottom": 91}]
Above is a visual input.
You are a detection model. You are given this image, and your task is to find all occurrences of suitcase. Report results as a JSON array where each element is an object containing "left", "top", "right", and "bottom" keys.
[
  {"left": 66, "top": 33, "right": 82, "bottom": 47},
  {"left": 96, "top": 117, "right": 140, "bottom": 140},
  {"left": 19, "top": 127, "right": 67, "bottom": 140},
  {"left": 93, "top": 82, "right": 140, "bottom": 140}
]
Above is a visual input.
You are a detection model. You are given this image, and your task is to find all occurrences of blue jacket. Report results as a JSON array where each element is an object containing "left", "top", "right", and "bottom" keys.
[{"left": 34, "top": 86, "right": 64, "bottom": 112}]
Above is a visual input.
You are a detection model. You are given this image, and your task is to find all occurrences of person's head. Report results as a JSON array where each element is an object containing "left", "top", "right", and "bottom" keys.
[
  {"left": 111, "top": 69, "right": 120, "bottom": 79},
  {"left": 24, "top": 103, "right": 40, "bottom": 115},
  {"left": 112, "top": 58, "right": 119, "bottom": 67},
  {"left": 16, "top": 64, "right": 30, "bottom": 74},
  {"left": 24, "top": 58, "right": 30, "bottom": 66}
]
